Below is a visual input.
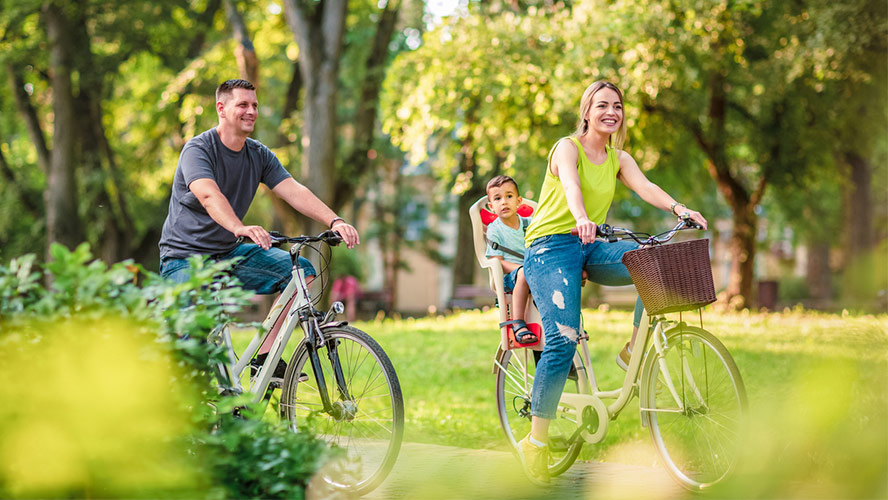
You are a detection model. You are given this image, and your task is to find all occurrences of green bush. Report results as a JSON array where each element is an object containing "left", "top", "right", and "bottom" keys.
[{"left": 0, "top": 243, "right": 332, "bottom": 499}]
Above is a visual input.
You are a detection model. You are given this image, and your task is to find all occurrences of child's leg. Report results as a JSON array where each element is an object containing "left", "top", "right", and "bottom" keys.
[{"left": 512, "top": 267, "right": 530, "bottom": 321}]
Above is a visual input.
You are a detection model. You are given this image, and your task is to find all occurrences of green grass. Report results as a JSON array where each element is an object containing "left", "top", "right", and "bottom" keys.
[
  {"left": 360, "top": 308, "right": 887, "bottom": 498},
  {"left": 234, "top": 308, "right": 888, "bottom": 498}
]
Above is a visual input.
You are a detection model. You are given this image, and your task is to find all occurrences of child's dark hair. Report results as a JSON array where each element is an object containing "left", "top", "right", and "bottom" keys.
[{"left": 486, "top": 175, "right": 519, "bottom": 197}]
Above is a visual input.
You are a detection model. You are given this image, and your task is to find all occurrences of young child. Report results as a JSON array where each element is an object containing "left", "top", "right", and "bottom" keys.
[{"left": 485, "top": 175, "right": 537, "bottom": 345}]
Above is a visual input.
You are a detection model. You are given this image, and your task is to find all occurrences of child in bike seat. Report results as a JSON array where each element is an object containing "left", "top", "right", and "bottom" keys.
[{"left": 485, "top": 175, "right": 537, "bottom": 345}]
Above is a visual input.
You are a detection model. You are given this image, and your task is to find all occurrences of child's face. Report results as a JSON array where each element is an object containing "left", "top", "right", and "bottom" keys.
[{"left": 487, "top": 182, "right": 523, "bottom": 220}]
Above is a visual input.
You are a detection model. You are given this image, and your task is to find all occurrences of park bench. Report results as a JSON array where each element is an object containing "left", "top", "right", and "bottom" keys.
[{"left": 447, "top": 284, "right": 496, "bottom": 310}]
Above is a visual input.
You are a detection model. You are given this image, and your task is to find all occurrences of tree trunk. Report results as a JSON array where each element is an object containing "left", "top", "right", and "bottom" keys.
[
  {"left": 453, "top": 185, "right": 485, "bottom": 289},
  {"left": 64, "top": 7, "right": 135, "bottom": 263},
  {"left": 275, "top": 62, "right": 303, "bottom": 148},
  {"left": 374, "top": 160, "right": 400, "bottom": 314},
  {"left": 224, "top": 0, "right": 259, "bottom": 85},
  {"left": 725, "top": 205, "right": 756, "bottom": 306},
  {"left": 806, "top": 241, "right": 832, "bottom": 302},
  {"left": 283, "top": 0, "right": 347, "bottom": 237},
  {"left": 333, "top": 0, "right": 401, "bottom": 210},
  {"left": 841, "top": 151, "right": 875, "bottom": 300},
  {"left": 842, "top": 151, "right": 874, "bottom": 261},
  {"left": 451, "top": 142, "right": 485, "bottom": 290},
  {"left": 44, "top": 2, "right": 84, "bottom": 257},
  {"left": 694, "top": 73, "right": 766, "bottom": 309},
  {"left": 7, "top": 65, "right": 51, "bottom": 175}
]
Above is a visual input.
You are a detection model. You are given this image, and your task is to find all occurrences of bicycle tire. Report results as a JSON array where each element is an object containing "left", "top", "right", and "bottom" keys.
[
  {"left": 280, "top": 325, "right": 404, "bottom": 496},
  {"left": 639, "top": 325, "right": 747, "bottom": 490},
  {"left": 494, "top": 348, "right": 584, "bottom": 477}
]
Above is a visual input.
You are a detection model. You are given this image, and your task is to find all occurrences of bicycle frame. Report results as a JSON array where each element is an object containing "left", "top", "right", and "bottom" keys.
[
  {"left": 209, "top": 244, "right": 352, "bottom": 408},
  {"left": 498, "top": 307, "right": 687, "bottom": 445}
]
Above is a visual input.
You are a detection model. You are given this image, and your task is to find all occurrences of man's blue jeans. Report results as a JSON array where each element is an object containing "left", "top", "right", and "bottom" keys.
[
  {"left": 523, "top": 234, "right": 642, "bottom": 420},
  {"left": 159, "top": 243, "right": 316, "bottom": 294}
]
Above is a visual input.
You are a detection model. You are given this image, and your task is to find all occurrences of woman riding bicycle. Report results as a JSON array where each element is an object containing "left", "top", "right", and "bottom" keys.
[{"left": 518, "top": 80, "right": 709, "bottom": 484}]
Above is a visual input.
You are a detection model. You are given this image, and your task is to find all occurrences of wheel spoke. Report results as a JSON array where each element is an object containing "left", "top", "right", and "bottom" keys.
[
  {"left": 644, "top": 327, "right": 745, "bottom": 489},
  {"left": 280, "top": 328, "right": 403, "bottom": 495}
]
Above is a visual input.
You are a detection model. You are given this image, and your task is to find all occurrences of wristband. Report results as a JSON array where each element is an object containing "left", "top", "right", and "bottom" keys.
[
  {"left": 670, "top": 202, "right": 686, "bottom": 216},
  {"left": 329, "top": 216, "right": 345, "bottom": 228}
]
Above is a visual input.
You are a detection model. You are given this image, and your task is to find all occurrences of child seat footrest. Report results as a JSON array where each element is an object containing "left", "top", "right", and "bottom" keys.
[{"left": 499, "top": 320, "right": 542, "bottom": 348}]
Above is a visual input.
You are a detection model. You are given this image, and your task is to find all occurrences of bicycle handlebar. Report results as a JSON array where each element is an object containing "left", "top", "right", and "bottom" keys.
[
  {"left": 570, "top": 216, "right": 703, "bottom": 246},
  {"left": 237, "top": 230, "right": 343, "bottom": 247},
  {"left": 268, "top": 230, "right": 343, "bottom": 247}
]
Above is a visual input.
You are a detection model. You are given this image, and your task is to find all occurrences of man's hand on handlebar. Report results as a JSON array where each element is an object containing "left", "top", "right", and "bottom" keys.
[
  {"left": 234, "top": 225, "right": 273, "bottom": 250},
  {"left": 331, "top": 220, "right": 360, "bottom": 249}
]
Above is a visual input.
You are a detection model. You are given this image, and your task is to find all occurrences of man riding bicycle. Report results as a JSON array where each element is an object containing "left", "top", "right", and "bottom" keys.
[{"left": 158, "top": 78, "right": 359, "bottom": 378}]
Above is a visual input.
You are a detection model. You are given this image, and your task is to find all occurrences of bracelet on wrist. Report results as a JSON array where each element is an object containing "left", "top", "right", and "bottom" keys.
[
  {"left": 329, "top": 216, "right": 345, "bottom": 228},
  {"left": 670, "top": 202, "right": 686, "bottom": 216}
]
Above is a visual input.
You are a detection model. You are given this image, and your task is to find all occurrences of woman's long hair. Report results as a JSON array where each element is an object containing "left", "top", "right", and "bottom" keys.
[{"left": 573, "top": 80, "right": 628, "bottom": 150}]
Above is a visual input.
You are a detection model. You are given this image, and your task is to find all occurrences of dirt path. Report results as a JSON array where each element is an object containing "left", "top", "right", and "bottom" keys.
[{"left": 338, "top": 442, "right": 685, "bottom": 500}]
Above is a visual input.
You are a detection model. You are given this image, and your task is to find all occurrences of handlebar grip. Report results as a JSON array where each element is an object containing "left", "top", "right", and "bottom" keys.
[
  {"left": 569, "top": 225, "right": 610, "bottom": 235},
  {"left": 320, "top": 230, "right": 343, "bottom": 246},
  {"left": 568, "top": 224, "right": 611, "bottom": 238}
]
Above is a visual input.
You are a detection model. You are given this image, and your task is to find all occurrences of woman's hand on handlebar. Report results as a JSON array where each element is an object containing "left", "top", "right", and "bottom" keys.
[
  {"left": 679, "top": 209, "right": 708, "bottom": 230},
  {"left": 575, "top": 218, "right": 598, "bottom": 244},
  {"left": 234, "top": 225, "right": 273, "bottom": 250},
  {"left": 332, "top": 220, "right": 360, "bottom": 249}
]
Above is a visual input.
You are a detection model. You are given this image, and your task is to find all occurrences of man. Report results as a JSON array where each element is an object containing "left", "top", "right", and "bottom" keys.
[{"left": 159, "top": 79, "right": 359, "bottom": 378}]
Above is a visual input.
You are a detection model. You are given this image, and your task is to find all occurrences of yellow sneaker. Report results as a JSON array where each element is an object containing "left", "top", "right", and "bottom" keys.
[
  {"left": 518, "top": 436, "right": 550, "bottom": 485},
  {"left": 616, "top": 342, "right": 631, "bottom": 371}
]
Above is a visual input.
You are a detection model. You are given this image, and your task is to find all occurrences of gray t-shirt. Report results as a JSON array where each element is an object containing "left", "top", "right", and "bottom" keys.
[{"left": 159, "top": 128, "right": 292, "bottom": 259}]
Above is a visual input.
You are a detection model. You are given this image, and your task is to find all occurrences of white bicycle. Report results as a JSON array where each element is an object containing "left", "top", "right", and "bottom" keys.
[
  {"left": 208, "top": 230, "right": 404, "bottom": 496},
  {"left": 494, "top": 219, "right": 747, "bottom": 490}
]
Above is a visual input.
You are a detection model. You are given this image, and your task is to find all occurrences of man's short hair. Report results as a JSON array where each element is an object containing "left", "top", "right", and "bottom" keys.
[
  {"left": 216, "top": 79, "right": 256, "bottom": 102},
  {"left": 486, "top": 175, "right": 519, "bottom": 197}
]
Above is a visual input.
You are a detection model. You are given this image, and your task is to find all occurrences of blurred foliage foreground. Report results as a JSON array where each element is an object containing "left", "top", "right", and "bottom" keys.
[{"left": 0, "top": 244, "right": 332, "bottom": 499}]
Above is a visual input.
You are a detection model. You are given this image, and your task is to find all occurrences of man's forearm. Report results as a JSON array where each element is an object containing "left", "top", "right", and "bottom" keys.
[{"left": 202, "top": 193, "right": 247, "bottom": 233}]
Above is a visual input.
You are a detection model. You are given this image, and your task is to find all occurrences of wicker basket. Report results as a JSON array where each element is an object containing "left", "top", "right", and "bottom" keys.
[{"left": 621, "top": 238, "right": 716, "bottom": 315}]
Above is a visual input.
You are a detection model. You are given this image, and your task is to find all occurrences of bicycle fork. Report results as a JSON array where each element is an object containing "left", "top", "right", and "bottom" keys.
[
  {"left": 304, "top": 319, "right": 356, "bottom": 420},
  {"left": 645, "top": 322, "right": 708, "bottom": 416}
]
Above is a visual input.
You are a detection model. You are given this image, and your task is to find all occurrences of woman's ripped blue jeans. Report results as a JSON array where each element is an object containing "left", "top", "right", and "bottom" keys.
[{"left": 523, "top": 234, "right": 642, "bottom": 420}]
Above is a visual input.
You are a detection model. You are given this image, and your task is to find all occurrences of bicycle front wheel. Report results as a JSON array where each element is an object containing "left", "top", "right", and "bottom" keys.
[
  {"left": 494, "top": 348, "right": 584, "bottom": 477},
  {"left": 640, "top": 325, "right": 747, "bottom": 490},
  {"left": 281, "top": 325, "right": 404, "bottom": 496}
]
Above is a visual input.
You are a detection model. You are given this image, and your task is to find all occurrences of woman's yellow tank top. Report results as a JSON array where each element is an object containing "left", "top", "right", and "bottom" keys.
[{"left": 525, "top": 136, "right": 621, "bottom": 246}]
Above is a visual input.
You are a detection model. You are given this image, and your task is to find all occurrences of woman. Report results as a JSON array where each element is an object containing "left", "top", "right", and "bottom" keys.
[{"left": 518, "top": 81, "right": 708, "bottom": 484}]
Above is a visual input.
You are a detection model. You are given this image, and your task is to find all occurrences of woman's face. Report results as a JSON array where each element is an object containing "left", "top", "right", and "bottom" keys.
[{"left": 585, "top": 87, "right": 623, "bottom": 136}]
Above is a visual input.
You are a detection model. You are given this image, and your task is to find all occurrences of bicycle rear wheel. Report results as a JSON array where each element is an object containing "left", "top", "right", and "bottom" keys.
[
  {"left": 640, "top": 325, "right": 747, "bottom": 490},
  {"left": 494, "top": 348, "right": 583, "bottom": 477},
  {"left": 281, "top": 325, "right": 404, "bottom": 496}
]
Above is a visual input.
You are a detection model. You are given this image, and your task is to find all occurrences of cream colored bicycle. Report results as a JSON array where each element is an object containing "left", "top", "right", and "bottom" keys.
[{"left": 493, "top": 219, "right": 747, "bottom": 490}]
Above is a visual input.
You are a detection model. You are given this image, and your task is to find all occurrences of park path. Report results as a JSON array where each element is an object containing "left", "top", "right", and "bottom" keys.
[{"left": 325, "top": 442, "right": 686, "bottom": 500}]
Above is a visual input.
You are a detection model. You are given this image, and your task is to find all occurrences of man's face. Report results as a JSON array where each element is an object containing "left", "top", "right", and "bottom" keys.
[
  {"left": 217, "top": 88, "right": 258, "bottom": 136},
  {"left": 487, "top": 182, "right": 522, "bottom": 219}
]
